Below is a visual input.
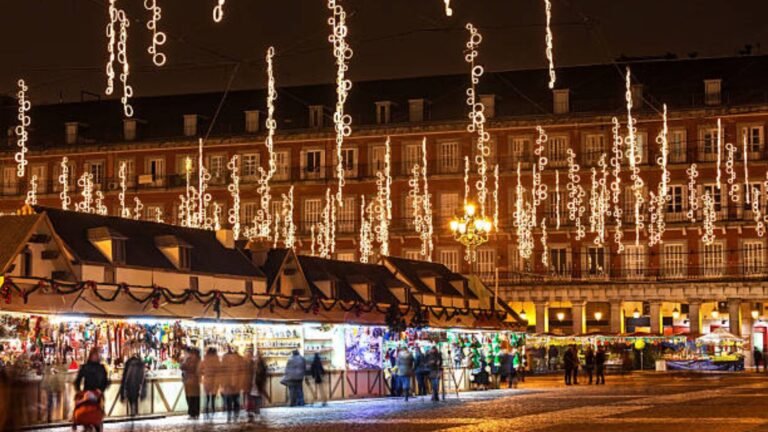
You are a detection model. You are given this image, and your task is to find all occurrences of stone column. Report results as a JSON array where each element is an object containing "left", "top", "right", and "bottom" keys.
[
  {"left": 572, "top": 301, "right": 586, "bottom": 335},
  {"left": 649, "top": 300, "right": 663, "bottom": 335},
  {"left": 535, "top": 301, "right": 549, "bottom": 334},
  {"left": 728, "top": 298, "right": 742, "bottom": 336},
  {"left": 688, "top": 300, "right": 702, "bottom": 335},
  {"left": 609, "top": 300, "right": 623, "bottom": 334},
  {"left": 741, "top": 303, "right": 755, "bottom": 369}
]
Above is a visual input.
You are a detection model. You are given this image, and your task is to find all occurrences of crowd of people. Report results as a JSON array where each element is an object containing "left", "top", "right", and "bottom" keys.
[
  {"left": 385, "top": 345, "right": 444, "bottom": 401},
  {"left": 561, "top": 345, "right": 607, "bottom": 385}
]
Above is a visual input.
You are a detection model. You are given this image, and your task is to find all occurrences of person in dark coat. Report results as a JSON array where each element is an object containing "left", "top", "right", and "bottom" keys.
[
  {"left": 548, "top": 345, "right": 559, "bottom": 370},
  {"left": 75, "top": 348, "right": 109, "bottom": 393},
  {"left": 595, "top": 346, "right": 607, "bottom": 385},
  {"left": 563, "top": 347, "right": 575, "bottom": 385},
  {"left": 180, "top": 347, "right": 201, "bottom": 419},
  {"left": 425, "top": 346, "right": 443, "bottom": 401},
  {"left": 571, "top": 346, "right": 580, "bottom": 384},
  {"left": 247, "top": 352, "right": 267, "bottom": 420},
  {"left": 473, "top": 358, "right": 490, "bottom": 390},
  {"left": 499, "top": 351, "right": 515, "bottom": 389},
  {"left": 309, "top": 353, "right": 327, "bottom": 406},
  {"left": 200, "top": 347, "right": 221, "bottom": 419},
  {"left": 754, "top": 348, "right": 764, "bottom": 373},
  {"left": 396, "top": 347, "right": 414, "bottom": 401},
  {"left": 283, "top": 350, "right": 306, "bottom": 407},
  {"left": 414, "top": 347, "right": 429, "bottom": 396},
  {"left": 118, "top": 347, "right": 146, "bottom": 418},
  {"left": 584, "top": 347, "right": 595, "bottom": 385}
]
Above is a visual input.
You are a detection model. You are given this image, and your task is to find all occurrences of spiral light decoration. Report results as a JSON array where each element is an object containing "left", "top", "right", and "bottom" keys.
[
  {"left": 212, "top": 0, "right": 225, "bottom": 22},
  {"left": 725, "top": 141, "right": 738, "bottom": 202},
  {"left": 328, "top": 0, "right": 353, "bottom": 206},
  {"left": 624, "top": 68, "right": 644, "bottom": 246},
  {"left": 374, "top": 137, "right": 392, "bottom": 256},
  {"left": 25, "top": 175, "right": 38, "bottom": 206},
  {"left": 686, "top": 163, "right": 699, "bottom": 223},
  {"left": 610, "top": 117, "right": 624, "bottom": 253},
  {"left": 15, "top": 79, "right": 30, "bottom": 178},
  {"left": 144, "top": 0, "right": 167, "bottom": 66},
  {"left": 443, "top": 0, "right": 453, "bottom": 16},
  {"left": 465, "top": 23, "right": 490, "bottom": 216},
  {"left": 543, "top": 0, "right": 556, "bottom": 89},
  {"left": 154, "top": 207, "right": 164, "bottom": 224},
  {"left": 716, "top": 118, "right": 722, "bottom": 190},
  {"left": 255, "top": 47, "right": 279, "bottom": 239},
  {"left": 227, "top": 155, "right": 241, "bottom": 239},
  {"left": 514, "top": 162, "right": 534, "bottom": 259},
  {"left": 701, "top": 190, "right": 717, "bottom": 245},
  {"left": 744, "top": 132, "right": 751, "bottom": 205},
  {"left": 59, "top": 157, "right": 71, "bottom": 210},
  {"left": 463, "top": 155, "right": 470, "bottom": 209},
  {"left": 282, "top": 186, "right": 296, "bottom": 250},
  {"left": 118, "top": 161, "right": 130, "bottom": 218},
  {"left": 76, "top": 173, "right": 95, "bottom": 214},
  {"left": 359, "top": 195, "right": 374, "bottom": 264},
  {"left": 197, "top": 139, "right": 213, "bottom": 230},
  {"left": 493, "top": 164, "right": 500, "bottom": 233},
  {"left": 421, "top": 138, "right": 434, "bottom": 261},
  {"left": 566, "top": 148, "right": 586, "bottom": 240},
  {"left": 95, "top": 191, "right": 108, "bottom": 216},
  {"left": 132, "top": 197, "right": 144, "bottom": 220},
  {"left": 555, "top": 170, "right": 561, "bottom": 230},
  {"left": 541, "top": 217, "right": 548, "bottom": 267}
]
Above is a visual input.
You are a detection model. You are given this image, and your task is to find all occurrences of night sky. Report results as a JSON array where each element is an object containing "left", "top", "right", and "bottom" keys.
[{"left": 2, "top": 0, "right": 767, "bottom": 104}]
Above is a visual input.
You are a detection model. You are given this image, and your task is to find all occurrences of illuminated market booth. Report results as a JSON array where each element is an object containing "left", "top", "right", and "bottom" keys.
[
  {"left": 0, "top": 207, "right": 522, "bottom": 424},
  {"left": 660, "top": 328, "right": 745, "bottom": 372}
]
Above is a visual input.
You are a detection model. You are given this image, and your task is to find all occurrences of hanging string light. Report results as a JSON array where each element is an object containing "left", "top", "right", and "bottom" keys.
[
  {"left": 25, "top": 175, "right": 38, "bottom": 206},
  {"left": 566, "top": 148, "right": 586, "bottom": 240},
  {"left": 533, "top": 126, "right": 549, "bottom": 210},
  {"left": 421, "top": 138, "right": 434, "bottom": 261},
  {"left": 118, "top": 161, "right": 130, "bottom": 218},
  {"left": 328, "top": 0, "right": 353, "bottom": 206},
  {"left": 213, "top": 202, "right": 222, "bottom": 231},
  {"left": 650, "top": 105, "right": 670, "bottom": 246},
  {"left": 282, "top": 186, "right": 296, "bottom": 250},
  {"left": 15, "top": 79, "right": 30, "bottom": 178},
  {"left": 514, "top": 162, "right": 534, "bottom": 259},
  {"left": 227, "top": 155, "right": 241, "bottom": 239},
  {"left": 144, "top": 0, "right": 166, "bottom": 66},
  {"left": 610, "top": 117, "right": 624, "bottom": 253},
  {"left": 316, "top": 188, "right": 336, "bottom": 259},
  {"left": 463, "top": 155, "right": 470, "bottom": 209},
  {"left": 374, "top": 137, "right": 392, "bottom": 256},
  {"left": 95, "top": 191, "right": 108, "bottom": 216},
  {"left": 752, "top": 186, "right": 764, "bottom": 236},
  {"left": 588, "top": 154, "right": 609, "bottom": 246},
  {"left": 543, "top": 0, "right": 556, "bottom": 89},
  {"left": 744, "top": 131, "right": 751, "bottom": 204},
  {"left": 725, "top": 141, "right": 738, "bottom": 202},
  {"left": 179, "top": 157, "right": 197, "bottom": 228},
  {"left": 106, "top": 0, "right": 118, "bottom": 97},
  {"left": 132, "top": 197, "right": 143, "bottom": 220},
  {"left": 310, "top": 225, "right": 317, "bottom": 257},
  {"left": 154, "top": 207, "right": 164, "bottom": 223},
  {"left": 117, "top": 6, "right": 133, "bottom": 117},
  {"left": 59, "top": 157, "right": 71, "bottom": 210},
  {"left": 254, "top": 47, "right": 278, "bottom": 239},
  {"left": 555, "top": 169, "right": 561, "bottom": 229},
  {"left": 541, "top": 217, "right": 548, "bottom": 267},
  {"left": 76, "top": 173, "right": 95, "bottom": 214},
  {"left": 701, "top": 190, "right": 716, "bottom": 245},
  {"left": 624, "top": 68, "right": 644, "bottom": 246},
  {"left": 686, "top": 163, "right": 699, "bottom": 223},
  {"left": 212, "top": 0, "right": 225, "bottom": 22},
  {"left": 493, "top": 164, "right": 500, "bottom": 232},
  {"left": 716, "top": 118, "right": 722, "bottom": 190},
  {"left": 197, "top": 139, "right": 213, "bottom": 230},
  {"left": 272, "top": 214, "right": 281, "bottom": 249},
  {"left": 359, "top": 195, "right": 374, "bottom": 263},
  {"left": 465, "top": 23, "right": 490, "bottom": 216},
  {"left": 443, "top": 0, "right": 453, "bottom": 16}
]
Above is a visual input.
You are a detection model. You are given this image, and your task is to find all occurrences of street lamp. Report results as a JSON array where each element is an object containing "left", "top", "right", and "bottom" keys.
[
  {"left": 519, "top": 309, "right": 527, "bottom": 321},
  {"left": 672, "top": 308, "right": 680, "bottom": 320},
  {"left": 752, "top": 309, "right": 760, "bottom": 320},
  {"left": 594, "top": 311, "right": 603, "bottom": 322},
  {"left": 632, "top": 308, "right": 640, "bottom": 319},
  {"left": 450, "top": 202, "right": 493, "bottom": 262},
  {"left": 556, "top": 312, "right": 565, "bottom": 322},
  {"left": 711, "top": 309, "right": 719, "bottom": 319}
]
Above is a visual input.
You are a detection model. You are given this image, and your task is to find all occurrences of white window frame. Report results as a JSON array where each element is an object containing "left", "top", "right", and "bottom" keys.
[
  {"left": 669, "top": 128, "right": 687, "bottom": 163},
  {"left": 242, "top": 153, "right": 260, "bottom": 178},
  {"left": 547, "top": 135, "right": 568, "bottom": 166},
  {"left": 438, "top": 249, "right": 460, "bottom": 273},
  {"left": 302, "top": 198, "right": 323, "bottom": 231},
  {"left": 662, "top": 243, "right": 686, "bottom": 279},
  {"left": 274, "top": 150, "right": 290, "bottom": 181},
  {"left": 85, "top": 160, "right": 105, "bottom": 186},
  {"left": 438, "top": 141, "right": 460, "bottom": 173},
  {"left": 584, "top": 246, "right": 608, "bottom": 279},
  {"left": 743, "top": 240, "right": 765, "bottom": 276},
  {"left": 699, "top": 126, "right": 722, "bottom": 161},
  {"left": 549, "top": 246, "right": 570, "bottom": 278},
  {"left": 338, "top": 196, "right": 356, "bottom": 233},
  {"left": 583, "top": 133, "right": 607, "bottom": 166},
  {"left": 301, "top": 148, "right": 325, "bottom": 180},
  {"left": 403, "top": 143, "right": 421, "bottom": 173},
  {"left": 701, "top": 241, "right": 725, "bottom": 277},
  {"left": 340, "top": 147, "right": 358, "bottom": 177},
  {"left": 623, "top": 245, "right": 646, "bottom": 279}
]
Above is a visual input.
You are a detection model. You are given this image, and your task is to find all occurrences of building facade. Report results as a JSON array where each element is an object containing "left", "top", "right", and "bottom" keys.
[{"left": 1, "top": 55, "right": 767, "bottom": 356}]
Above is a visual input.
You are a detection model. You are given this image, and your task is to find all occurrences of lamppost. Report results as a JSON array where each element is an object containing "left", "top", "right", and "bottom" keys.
[{"left": 449, "top": 202, "right": 493, "bottom": 263}]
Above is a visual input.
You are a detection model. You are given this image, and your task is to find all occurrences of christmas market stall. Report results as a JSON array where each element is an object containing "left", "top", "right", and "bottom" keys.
[{"left": 662, "top": 328, "right": 745, "bottom": 371}]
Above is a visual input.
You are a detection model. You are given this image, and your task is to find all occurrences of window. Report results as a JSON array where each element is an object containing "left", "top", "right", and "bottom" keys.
[
  {"left": 309, "top": 106, "right": 324, "bottom": 128},
  {"left": 704, "top": 79, "right": 721, "bottom": 106},
  {"left": 183, "top": 115, "right": 198, "bottom": 137},
  {"left": 703, "top": 184, "right": 722, "bottom": 212},
  {"left": 623, "top": 185, "right": 647, "bottom": 222},
  {"left": 176, "top": 155, "right": 195, "bottom": 175},
  {"left": 510, "top": 137, "right": 532, "bottom": 165},
  {"left": 702, "top": 242, "right": 724, "bottom": 277},
  {"left": 438, "top": 141, "right": 460, "bottom": 173},
  {"left": 375, "top": 102, "right": 392, "bottom": 124},
  {"left": 623, "top": 245, "right": 645, "bottom": 279},
  {"left": 548, "top": 136, "right": 568, "bottom": 165},
  {"left": 30, "top": 164, "right": 47, "bottom": 193},
  {"left": 21, "top": 246, "right": 32, "bottom": 277},
  {"left": 242, "top": 153, "right": 260, "bottom": 177},
  {"left": 65, "top": 122, "right": 79, "bottom": 145},
  {"left": 403, "top": 250, "right": 422, "bottom": 261},
  {"left": 553, "top": 89, "right": 569, "bottom": 114},
  {"left": 242, "top": 202, "right": 258, "bottom": 224},
  {"left": 662, "top": 244, "right": 686, "bottom": 278},
  {"left": 245, "top": 110, "right": 260, "bottom": 133},
  {"left": 700, "top": 127, "right": 721, "bottom": 161},
  {"left": 303, "top": 198, "right": 323, "bottom": 231},
  {"left": 1, "top": 166, "right": 17, "bottom": 195},
  {"left": 546, "top": 190, "right": 564, "bottom": 222},
  {"left": 123, "top": 119, "right": 137, "bottom": 141},
  {"left": 341, "top": 148, "right": 357, "bottom": 176},
  {"left": 742, "top": 125, "right": 764, "bottom": 154},
  {"left": 336, "top": 252, "right": 355, "bottom": 262},
  {"left": 549, "top": 247, "right": 568, "bottom": 277},
  {"left": 743, "top": 241, "right": 764, "bottom": 275},
  {"left": 667, "top": 185, "right": 684, "bottom": 215},
  {"left": 631, "top": 132, "right": 648, "bottom": 165},
  {"left": 438, "top": 249, "right": 460, "bottom": 272},
  {"left": 477, "top": 249, "right": 496, "bottom": 276},
  {"left": 584, "top": 134, "right": 606, "bottom": 166},
  {"left": 146, "top": 157, "right": 165, "bottom": 185},
  {"left": 370, "top": 145, "right": 386, "bottom": 175},
  {"left": 270, "top": 200, "right": 282, "bottom": 220},
  {"left": 117, "top": 159, "right": 135, "bottom": 186},
  {"left": 86, "top": 160, "right": 105, "bottom": 186},
  {"left": 403, "top": 143, "right": 421, "bottom": 172},
  {"left": 208, "top": 155, "right": 225, "bottom": 182},
  {"left": 585, "top": 246, "right": 606, "bottom": 277},
  {"left": 274, "top": 151, "right": 290, "bottom": 180},
  {"left": 302, "top": 149, "right": 324, "bottom": 178},
  {"left": 669, "top": 129, "right": 687, "bottom": 163},
  {"left": 439, "top": 192, "right": 459, "bottom": 223},
  {"left": 338, "top": 196, "right": 356, "bottom": 233}
]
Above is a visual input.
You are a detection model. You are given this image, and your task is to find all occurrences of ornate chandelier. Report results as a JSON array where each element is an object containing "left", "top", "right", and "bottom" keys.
[{"left": 449, "top": 203, "right": 493, "bottom": 262}]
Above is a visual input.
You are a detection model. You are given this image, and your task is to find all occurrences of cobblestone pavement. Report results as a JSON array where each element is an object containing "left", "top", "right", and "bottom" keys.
[{"left": 45, "top": 373, "right": 768, "bottom": 432}]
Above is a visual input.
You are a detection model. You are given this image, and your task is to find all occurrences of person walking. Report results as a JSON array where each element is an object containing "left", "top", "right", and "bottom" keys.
[
  {"left": 73, "top": 348, "right": 109, "bottom": 432},
  {"left": 247, "top": 352, "right": 267, "bottom": 421},
  {"left": 425, "top": 346, "right": 443, "bottom": 401},
  {"left": 283, "top": 350, "right": 306, "bottom": 407},
  {"left": 571, "top": 346, "right": 580, "bottom": 385},
  {"left": 584, "top": 347, "right": 595, "bottom": 385},
  {"left": 548, "top": 345, "right": 558, "bottom": 371},
  {"left": 499, "top": 350, "right": 513, "bottom": 389},
  {"left": 42, "top": 359, "right": 66, "bottom": 423},
  {"left": 180, "top": 347, "right": 201, "bottom": 419},
  {"left": 200, "top": 347, "right": 221, "bottom": 419},
  {"left": 396, "top": 347, "right": 414, "bottom": 401},
  {"left": 754, "top": 348, "right": 764, "bottom": 373},
  {"left": 309, "top": 353, "right": 327, "bottom": 406},
  {"left": 221, "top": 347, "right": 243, "bottom": 422},
  {"left": 118, "top": 347, "right": 146, "bottom": 418},
  {"left": 595, "top": 346, "right": 607, "bottom": 385},
  {"left": 563, "top": 347, "right": 575, "bottom": 385},
  {"left": 414, "top": 347, "right": 428, "bottom": 396}
]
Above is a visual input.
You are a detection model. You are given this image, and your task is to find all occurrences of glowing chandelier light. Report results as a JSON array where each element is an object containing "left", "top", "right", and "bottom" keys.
[
  {"left": 212, "top": 0, "right": 225, "bottom": 23},
  {"left": 686, "top": 163, "right": 699, "bottom": 223},
  {"left": 76, "top": 173, "right": 95, "bottom": 214},
  {"left": 443, "top": 0, "right": 453, "bottom": 16},
  {"left": 227, "top": 155, "right": 241, "bottom": 239},
  {"left": 566, "top": 148, "right": 586, "bottom": 240},
  {"left": 282, "top": 186, "right": 296, "bottom": 250},
  {"left": 543, "top": 0, "right": 556, "bottom": 89},
  {"left": 328, "top": 0, "right": 353, "bottom": 206},
  {"left": 25, "top": 175, "right": 38, "bottom": 206},
  {"left": 374, "top": 137, "right": 392, "bottom": 256},
  {"left": 58, "top": 157, "right": 71, "bottom": 210},
  {"left": 254, "top": 47, "right": 279, "bottom": 240},
  {"left": 624, "top": 68, "right": 644, "bottom": 246},
  {"left": 15, "top": 79, "right": 30, "bottom": 178},
  {"left": 450, "top": 201, "right": 493, "bottom": 263},
  {"left": 132, "top": 197, "right": 144, "bottom": 220},
  {"left": 144, "top": 0, "right": 167, "bottom": 66},
  {"left": 118, "top": 161, "right": 131, "bottom": 218},
  {"left": 701, "top": 190, "right": 717, "bottom": 245},
  {"left": 610, "top": 117, "right": 624, "bottom": 253},
  {"left": 465, "top": 23, "right": 490, "bottom": 216}
]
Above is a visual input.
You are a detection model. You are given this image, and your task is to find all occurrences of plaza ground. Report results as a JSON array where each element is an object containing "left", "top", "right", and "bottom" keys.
[{"left": 43, "top": 373, "right": 768, "bottom": 432}]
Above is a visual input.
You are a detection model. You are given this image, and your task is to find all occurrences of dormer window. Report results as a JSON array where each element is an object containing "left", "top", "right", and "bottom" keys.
[
  {"left": 553, "top": 89, "right": 570, "bottom": 114},
  {"left": 309, "top": 106, "right": 324, "bottom": 128},
  {"left": 479, "top": 94, "right": 496, "bottom": 118},
  {"left": 155, "top": 235, "right": 193, "bottom": 271},
  {"left": 183, "top": 114, "right": 198, "bottom": 137},
  {"left": 123, "top": 118, "right": 137, "bottom": 141},
  {"left": 704, "top": 79, "right": 722, "bottom": 106},
  {"left": 408, "top": 99, "right": 426, "bottom": 122},
  {"left": 65, "top": 122, "right": 81, "bottom": 145},
  {"left": 87, "top": 227, "right": 128, "bottom": 265},
  {"left": 245, "top": 110, "right": 260, "bottom": 133},
  {"left": 375, "top": 101, "right": 393, "bottom": 124},
  {"left": 631, "top": 84, "right": 644, "bottom": 108}
]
